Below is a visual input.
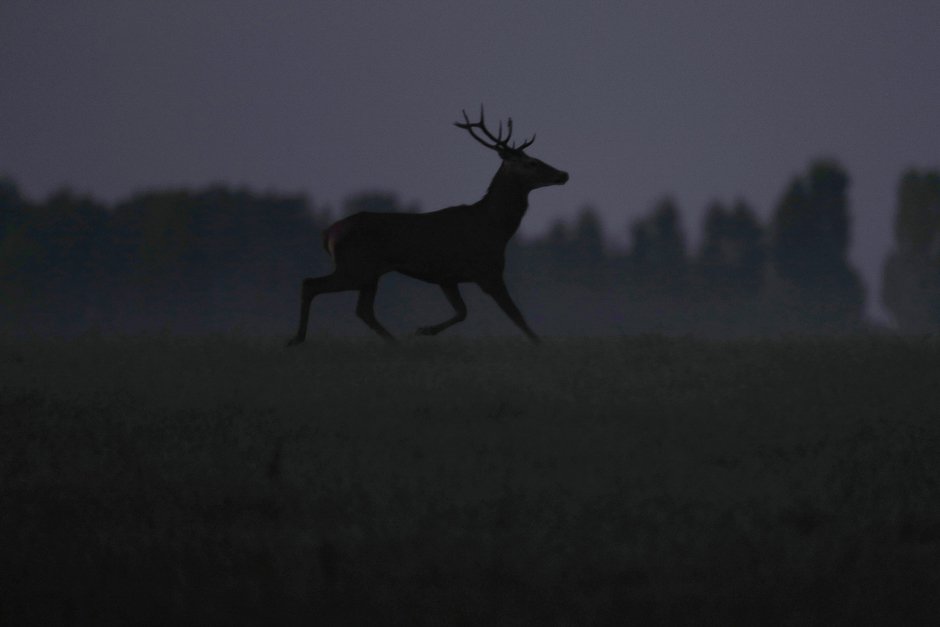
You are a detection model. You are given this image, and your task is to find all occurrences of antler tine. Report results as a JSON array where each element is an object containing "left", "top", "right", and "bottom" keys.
[
  {"left": 453, "top": 107, "right": 476, "bottom": 129},
  {"left": 455, "top": 107, "right": 500, "bottom": 151},
  {"left": 476, "top": 112, "right": 507, "bottom": 147},
  {"left": 515, "top": 133, "right": 536, "bottom": 151}
]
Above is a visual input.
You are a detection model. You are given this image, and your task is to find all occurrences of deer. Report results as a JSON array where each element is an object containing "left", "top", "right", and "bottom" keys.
[{"left": 286, "top": 107, "right": 569, "bottom": 346}]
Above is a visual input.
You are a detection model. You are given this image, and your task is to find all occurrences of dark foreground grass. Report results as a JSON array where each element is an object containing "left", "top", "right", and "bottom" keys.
[{"left": 1, "top": 335, "right": 940, "bottom": 626}]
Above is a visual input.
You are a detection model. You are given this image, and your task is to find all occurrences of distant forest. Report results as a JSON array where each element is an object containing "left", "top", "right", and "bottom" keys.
[{"left": 2, "top": 162, "right": 939, "bottom": 337}]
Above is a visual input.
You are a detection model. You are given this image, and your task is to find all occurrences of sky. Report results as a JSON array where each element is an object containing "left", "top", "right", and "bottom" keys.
[{"left": 2, "top": 1, "right": 939, "bottom": 322}]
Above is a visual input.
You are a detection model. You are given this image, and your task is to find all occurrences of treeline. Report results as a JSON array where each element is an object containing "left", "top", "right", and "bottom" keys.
[{"left": 1, "top": 161, "right": 938, "bottom": 337}]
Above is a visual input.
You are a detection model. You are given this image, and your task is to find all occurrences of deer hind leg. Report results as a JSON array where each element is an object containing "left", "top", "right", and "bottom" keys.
[
  {"left": 287, "top": 272, "right": 361, "bottom": 346},
  {"left": 416, "top": 283, "right": 467, "bottom": 336},
  {"left": 356, "top": 281, "right": 396, "bottom": 343},
  {"left": 479, "top": 278, "right": 540, "bottom": 343}
]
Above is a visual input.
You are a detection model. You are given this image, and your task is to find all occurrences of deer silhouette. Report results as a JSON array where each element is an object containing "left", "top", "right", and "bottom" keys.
[{"left": 287, "top": 107, "right": 568, "bottom": 345}]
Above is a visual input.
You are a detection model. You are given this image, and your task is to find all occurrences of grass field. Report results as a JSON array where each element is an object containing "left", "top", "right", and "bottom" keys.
[{"left": 2, "top": 335, "right": 940, "bottom": 625}]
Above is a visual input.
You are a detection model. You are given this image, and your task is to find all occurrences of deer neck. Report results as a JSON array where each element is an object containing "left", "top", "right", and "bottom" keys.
[{"left": 480, "top": 166, "right": 531, "bottom": 238}]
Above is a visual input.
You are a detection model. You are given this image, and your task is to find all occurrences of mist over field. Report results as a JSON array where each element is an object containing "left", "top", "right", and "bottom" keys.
[
  {"left": 3, "top": 129, "right": 940, "bottom": 627},
  {"left": 2, "top": 335, "right": 940, "bottom": 625}
]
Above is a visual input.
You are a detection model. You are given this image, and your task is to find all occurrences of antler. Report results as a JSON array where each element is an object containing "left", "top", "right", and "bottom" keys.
[{"left": 455, "top": 105, "right": 536, "bottom": 153}]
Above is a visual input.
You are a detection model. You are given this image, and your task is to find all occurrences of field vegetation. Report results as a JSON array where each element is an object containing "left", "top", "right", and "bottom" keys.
[{"left": 2, "top": 335, "right": 940, "bottom": 625}]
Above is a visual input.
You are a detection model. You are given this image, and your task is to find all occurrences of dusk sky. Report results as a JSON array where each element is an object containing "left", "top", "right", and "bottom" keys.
[{"left": 3, "top": 2, "right": 939, "bottom": 321}]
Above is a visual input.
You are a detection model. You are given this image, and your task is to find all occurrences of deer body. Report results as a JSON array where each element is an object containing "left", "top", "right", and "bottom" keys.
[{"left": 287, "top": 109, "right": 568, "bottom": 345}]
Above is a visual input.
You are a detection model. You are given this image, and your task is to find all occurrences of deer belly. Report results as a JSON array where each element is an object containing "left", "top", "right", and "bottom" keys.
[
  {"left": 393, "top": 257, "right": 474, "bottom": 283},
  {"left": 385, "top": 231, "right": 492, "bottom": 283}
]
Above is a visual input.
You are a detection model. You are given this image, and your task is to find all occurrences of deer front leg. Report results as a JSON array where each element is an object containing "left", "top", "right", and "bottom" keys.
[
  {"left": 416, "top": 283, "right": 467, "bottom": 336},
  {"left": 479, "top": 277, "right": 540, "bottom": 343},
  {"left": 287, "top": 276, "right": 321, "bottom": 347}
]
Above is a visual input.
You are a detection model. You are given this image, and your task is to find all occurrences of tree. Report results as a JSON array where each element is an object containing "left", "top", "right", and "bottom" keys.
[
  {"left": 769, "top": 160, "right": 864, "bottom": 328},
  {"left": 568, "top": 206, "right": 606, "bottom": 284},
  {"left": 698, "top": 200, "right": 765, "bottom": 297},
  {"left": 0, "top": 177, "right": 27, "bottom": 277},
  {"left": 1, "top": 177, "right": 25, "bottom": 234},
  {"left": 882, "top": 170, "right": 940, "bottom": 332},
  {"left": 0, "top": 178, "right": 30, "bottom": 322},
  {"left": 113, "top": 190, "right": 197, "bottom": 288},
  {"left": 628, "top": 197, "right": 688, "bottom": 294},
  {"left": 770, "top": 162, "right": 849, "bottom": 284},
  {"left": 0, "top": 187, "right": 113, "bottom": 331}
]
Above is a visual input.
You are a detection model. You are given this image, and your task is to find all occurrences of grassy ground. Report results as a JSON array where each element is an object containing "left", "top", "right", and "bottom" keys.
[{"left": 2, "top": 335, "right": 940, "bottom": 626}]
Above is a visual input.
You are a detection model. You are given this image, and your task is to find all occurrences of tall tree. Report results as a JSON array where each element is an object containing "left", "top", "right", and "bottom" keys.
[
  {"left": 769, "top": 160, "right": 864, "bottom": 327},
  {"left": 882, "top": 169, "right": 940, "bottom": 331},
  {"left": 0, "top": 177, "right": 25, "bottom": 234},
  {"left": 770, "top": 162, "right": 849, "bottom": 283}
]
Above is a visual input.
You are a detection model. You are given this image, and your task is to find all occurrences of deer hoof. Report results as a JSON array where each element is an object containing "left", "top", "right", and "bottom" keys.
[{"left": 285, "top": 337, "right": 304, "bottom": 347}]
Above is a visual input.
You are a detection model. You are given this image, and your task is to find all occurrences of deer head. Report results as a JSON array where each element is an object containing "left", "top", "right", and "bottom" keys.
[{"left": 455, "top": 106, "right": 569, "bottom": 190}]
